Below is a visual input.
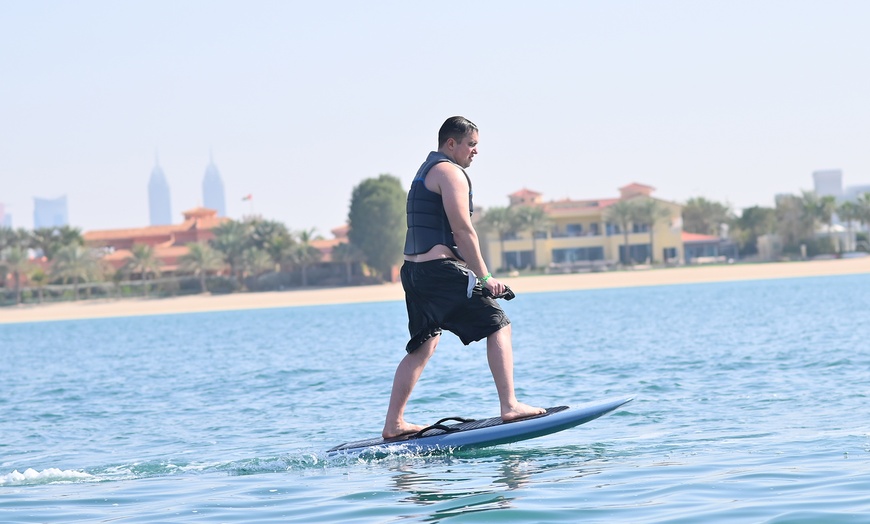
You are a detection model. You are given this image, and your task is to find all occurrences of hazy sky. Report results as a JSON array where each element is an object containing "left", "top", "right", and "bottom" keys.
[{"left": 2, "top": 1, "right": 869, "bottom": 235}]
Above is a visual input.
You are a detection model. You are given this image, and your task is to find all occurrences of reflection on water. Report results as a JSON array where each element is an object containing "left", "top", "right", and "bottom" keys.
[{"left": 386, "top": 446, "right": 611, "bottom": 520}]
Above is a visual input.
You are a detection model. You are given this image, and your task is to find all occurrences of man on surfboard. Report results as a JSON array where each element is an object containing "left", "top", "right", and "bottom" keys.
[{"left": 383, "top": 116, "right": 544, "bottom": 439}]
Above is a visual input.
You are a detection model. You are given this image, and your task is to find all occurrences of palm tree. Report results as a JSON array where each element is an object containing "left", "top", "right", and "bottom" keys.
[
  {"left": 249, "top": 218, "right": 293, "bottom": 271},
  {"left": 30, "top": 226, "right": 83, "bottom": 261},
  {"left": 733, "top": 206, "right": 776, "bottom": 256},
  {"left": 632, "top": 199, "right": 672, "bottom": 264},
  {"left": 800, "top": 191, "right": 837, "bottom": 253},
  {"left": 52, "top": 244, "right": 101, "bottom": 300},
  {"left": 286, "top": 229, "right": 322, "bottom": 286},
  {"left": 478, "top": 206, "right": 517, "bottom": 271},
  {"left": 179, "top": 243, "right": 225, "bottom": 293},
  {"left": 857, "top": 192, "right": 870, "bottom": 252},
  {"left": 856, "top": 192, "right": 870, "bottom": 231},
  {"left": 29, "top": 267, "right": 49, "bottom": 303},
  {"left": 0, "top": 226, "right": 16, "bottom": 256},
  {"left": 210, "top": 220, "right": 251, "bottom": 286},
  {"left": 2, "top": 247, "right": 30, "bottom": 304},
  {"left": 1, "top": 229, "right": 33, "bottom": 304},
  {"left": 818, "top": 195, "right": 837, "bottom": 233},
  {"left": 838, "top": 201, "right": 860, "bottom": 252},
  {"left": 242, "top": 247, "right": 274, "bottom": 279},
  {"left": 125, "top": 244, "right": 162, "bottom": 297},
  {"left": 331, "top": 241, "right": 365, "bottom": 285},
  {"left": 682, "top": 197, "right": 732, "bottom": 236},
  {"left": 109, "top": 268, "right": 126, "bottom": 298},
  {"left": 775, "top": 194, "right": 812, "bottom": 250},
  {"left": 605, "top": 200, "right": 638, "bottom": 265},
  {"left": 512, "top": 206, "right": 550, "bottom": 269}
]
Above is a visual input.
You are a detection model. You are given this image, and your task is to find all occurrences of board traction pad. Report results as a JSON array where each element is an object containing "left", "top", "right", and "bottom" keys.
[{"left": 328, "top": 406, "right": 569, "bottom": 452}]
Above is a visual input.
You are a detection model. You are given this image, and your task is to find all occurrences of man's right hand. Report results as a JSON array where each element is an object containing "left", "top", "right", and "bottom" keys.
[{"left": 484, "top": 279, "right": 515, "bottom": 300}]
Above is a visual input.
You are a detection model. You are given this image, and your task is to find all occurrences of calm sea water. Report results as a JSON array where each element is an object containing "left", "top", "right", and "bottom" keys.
[{"left": 2, "top": 273, "right": 869, "bottom": 523}]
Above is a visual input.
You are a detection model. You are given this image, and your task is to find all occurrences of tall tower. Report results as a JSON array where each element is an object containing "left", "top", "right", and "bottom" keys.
[
  {"left": 812, "top": 169, "right": 843, "bottom": 199},
  {"left": 148, "top": 155, "right": 172, "bottom": 225},
  {"left": 33, "top": 196, "right": 69, "bottom": 228},
  {"left": 202, "top": 152, "right": 226, "bottom": 217}
]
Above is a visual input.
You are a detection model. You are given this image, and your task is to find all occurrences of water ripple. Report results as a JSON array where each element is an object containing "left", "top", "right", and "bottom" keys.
[{"left": 2, "top": 274, "right": 870, "bottom": 522}]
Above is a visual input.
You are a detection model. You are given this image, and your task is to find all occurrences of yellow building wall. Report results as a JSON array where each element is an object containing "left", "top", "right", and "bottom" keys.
[{"left": 480, "top": 198, "right": 684, "bottom": 270}]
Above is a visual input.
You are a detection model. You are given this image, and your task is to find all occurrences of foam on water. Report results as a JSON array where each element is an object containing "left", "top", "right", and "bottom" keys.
[{"left": 0, "top": 467, "right": 94, "bottom": 486}]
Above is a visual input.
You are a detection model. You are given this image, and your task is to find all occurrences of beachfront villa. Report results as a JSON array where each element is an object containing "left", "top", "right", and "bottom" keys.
[
  {"left": 478, "top": 183, "right": 693, "bottom": 272},
  {"left": 84, "top": 207, "right": 230, "bottom": 273},
  {"left": 83, "top": 207, "right": 347, "bottom": 276}
]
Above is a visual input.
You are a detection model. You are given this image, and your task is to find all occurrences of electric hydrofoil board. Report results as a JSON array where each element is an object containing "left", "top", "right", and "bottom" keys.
[{"left": 328, "top": 396, "right": 633, "bottom": 455}]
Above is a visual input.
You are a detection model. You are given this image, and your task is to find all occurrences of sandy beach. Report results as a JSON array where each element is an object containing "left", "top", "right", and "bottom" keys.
[{"left": 2, "top": 257, "right": 868, "bottom": 325}]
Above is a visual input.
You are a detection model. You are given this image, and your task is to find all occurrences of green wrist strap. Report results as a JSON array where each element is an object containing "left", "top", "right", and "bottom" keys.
[{"left": 479, "top": 273, "right": 492, "bottom": 284}]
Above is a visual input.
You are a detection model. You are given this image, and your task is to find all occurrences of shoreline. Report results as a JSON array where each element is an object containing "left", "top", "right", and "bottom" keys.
[{"left": 1, "top": 257, "right": 868, "bottom": 325}]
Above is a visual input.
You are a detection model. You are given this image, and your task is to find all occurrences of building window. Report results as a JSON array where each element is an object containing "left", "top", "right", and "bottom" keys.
[
  {"left": 685, "top": 243, "right": 719, "bottom": 260},
  {"left": 552, "top": 247, "right": 605, "bottom": 263},
  {"left": 565, "top": 224, "right": 582, "bottom": 236},
  {"left": 503, "top": 250, "right": 534, "bottom": 269},
  {"left": 619, "top": 244, "right": 651, "bottom": 264}
]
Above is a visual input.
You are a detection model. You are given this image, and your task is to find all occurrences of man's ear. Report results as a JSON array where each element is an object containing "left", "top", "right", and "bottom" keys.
[{"left": 445, "top": 137, "right": 456, "bottom": 150}]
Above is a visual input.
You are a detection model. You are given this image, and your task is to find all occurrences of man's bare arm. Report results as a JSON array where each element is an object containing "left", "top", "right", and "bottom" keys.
[{"left": 429, "top": 163, "right": 507, "bottom": 294}]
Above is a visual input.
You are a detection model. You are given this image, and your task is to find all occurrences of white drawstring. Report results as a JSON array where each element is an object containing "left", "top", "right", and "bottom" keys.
[{"left": 466, "top": 269, "right": 477, "bottom": 298}]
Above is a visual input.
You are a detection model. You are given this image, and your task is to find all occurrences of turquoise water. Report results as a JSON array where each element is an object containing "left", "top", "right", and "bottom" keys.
[{"left": 2, "top": 274, "right": 869, "bottom": 522}]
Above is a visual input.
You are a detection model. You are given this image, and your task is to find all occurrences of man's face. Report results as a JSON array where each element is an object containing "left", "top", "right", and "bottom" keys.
[{"left": 451, "top": 131, "right": 479, "bottom": 169}]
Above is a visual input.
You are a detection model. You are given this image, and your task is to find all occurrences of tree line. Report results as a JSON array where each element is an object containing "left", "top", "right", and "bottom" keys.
[
  {"left": 682, "top": 191, "right": 870, "bottom": 258},
  {"left": 5, "top": 177, "right": 868, "bottom": 306},
  {"left": 0, "top": 174, "right": 408, "bottom": 306}
]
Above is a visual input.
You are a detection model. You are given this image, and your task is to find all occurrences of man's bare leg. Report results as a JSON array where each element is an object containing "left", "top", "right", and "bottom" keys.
[
  {"left": 382, "top": 335, "right": 439, "bottom": 439},
  {"left": 486, "top": 324, "right": 545, "bottom": 421}
]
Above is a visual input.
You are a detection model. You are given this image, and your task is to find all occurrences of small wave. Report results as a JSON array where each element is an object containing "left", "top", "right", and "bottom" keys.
[
  {"left": 0, "top": 468, "right": 94, "bottom": 486},
  {"left": 226, "top": 453, "right": 328, "bottom": 475}
]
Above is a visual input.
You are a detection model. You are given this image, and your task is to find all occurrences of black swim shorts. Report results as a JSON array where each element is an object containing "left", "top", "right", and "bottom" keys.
[{"left": 401, "top": 259, "right": 510, "bottom": 353}]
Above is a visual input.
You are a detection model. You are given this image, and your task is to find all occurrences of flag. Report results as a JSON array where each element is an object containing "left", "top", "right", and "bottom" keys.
[{"left": 242, "top": 194, "right": 253, "bottom": 201}]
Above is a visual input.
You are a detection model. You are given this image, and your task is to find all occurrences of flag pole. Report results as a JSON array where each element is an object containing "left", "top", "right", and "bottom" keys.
[{"left": 242, "top": 194, "right": 254, "bottom": 216}]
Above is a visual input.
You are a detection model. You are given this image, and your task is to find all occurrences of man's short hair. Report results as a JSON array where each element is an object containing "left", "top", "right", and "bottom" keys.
[{"left": 438, "top": 116, "right": 478, "bottom": 148}]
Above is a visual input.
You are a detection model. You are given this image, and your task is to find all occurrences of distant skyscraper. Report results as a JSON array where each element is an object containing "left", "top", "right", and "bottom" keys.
[
  {"left": 202, "top": 154, "right": 226, "bottom": 217},
  {"left": 34, "top": 195, "right": 69, "bottom": 228},
  {"left": 0, "top": 203, "right": 7, "bottom": 228},
  {"left": 148, "top": 157, "right": 173, "bottom": 225},
  {"left": 812, "top": 169, "right": 843, "bottom": 199}
]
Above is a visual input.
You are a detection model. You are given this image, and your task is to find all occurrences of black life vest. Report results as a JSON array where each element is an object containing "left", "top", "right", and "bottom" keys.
[{"left": 403, "top": 151, "right": 473, "bottom": 259}]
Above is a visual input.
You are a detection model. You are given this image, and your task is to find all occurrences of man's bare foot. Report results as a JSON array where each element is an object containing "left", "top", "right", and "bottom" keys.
[
  {"left": 501, "top": 402, "right": 546, "bottom": 422},
  {"left": 382, "top": 421, "right": 425, "bottom": 439}
]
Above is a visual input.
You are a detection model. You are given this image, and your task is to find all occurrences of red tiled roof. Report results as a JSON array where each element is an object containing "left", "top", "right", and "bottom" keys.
[
  {"left": 100, "top": 244, "right": 192, "bottom": 261},
  {"left": 84, "top": 208, "right": 228, "bottom": 243},
  {"left": 85, "top": 224, "right": 180, "bottom": 241},
  {"left": 620, "top": 182, "right": 656, "bottom": 191},
  {"left": 542, "top": 197, "right": 620, "bottom": 215},
  {"left": 509, "top": 188, "right": 542, "bottom": 198},
  {"left": 182, "top": 207, "right": 218, "bottom": 219},
  {"left": 311, "top": 237, "right": 346, "bottom": 263},
  {"left": 682, "top": 231, "right": 720, "bottom": 243},
  {"left": 331, "top": 224, "right": 349, "bottom": 239}
]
